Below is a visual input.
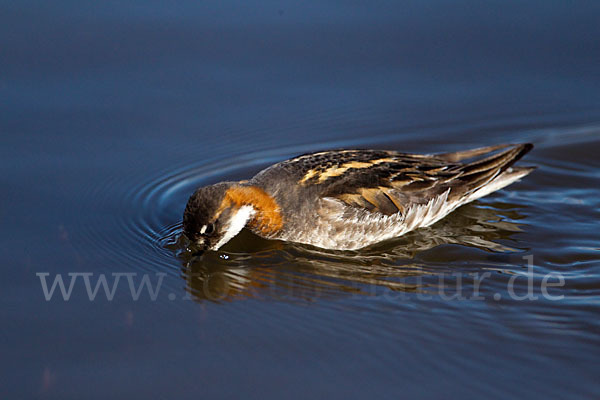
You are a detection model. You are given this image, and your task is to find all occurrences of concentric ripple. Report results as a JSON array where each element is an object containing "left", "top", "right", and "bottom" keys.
[{"left": 71, "top": 116, "right": 600, "bottom": 308}]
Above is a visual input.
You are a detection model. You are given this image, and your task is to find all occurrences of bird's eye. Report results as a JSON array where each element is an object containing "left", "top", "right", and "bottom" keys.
[{"left": 203, "top": 223, "right": 215, "bottom": 235}]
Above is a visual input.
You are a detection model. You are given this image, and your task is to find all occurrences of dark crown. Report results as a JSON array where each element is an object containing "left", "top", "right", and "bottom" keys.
[{"left": 182, "top": 182, "right": 233, "bottom": 238}]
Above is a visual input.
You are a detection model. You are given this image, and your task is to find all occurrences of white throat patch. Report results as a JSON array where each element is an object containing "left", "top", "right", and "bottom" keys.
[{"left": 212, "top": 205, "right": 255, "bottom": 250}]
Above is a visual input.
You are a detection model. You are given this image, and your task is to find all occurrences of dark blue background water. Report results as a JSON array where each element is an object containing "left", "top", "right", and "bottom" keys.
[{"left": 2, "top": 1, "right": 600, "bottom": 399}]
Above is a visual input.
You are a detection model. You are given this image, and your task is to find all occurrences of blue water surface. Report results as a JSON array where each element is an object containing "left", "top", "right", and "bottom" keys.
[{"left": 2, "top": 1, "right": 599, "bottom": 399}]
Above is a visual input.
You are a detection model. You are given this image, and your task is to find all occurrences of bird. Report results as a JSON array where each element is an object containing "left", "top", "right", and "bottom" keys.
[{"left": 182, "top": 143, "right": 534, "bottom": 251}]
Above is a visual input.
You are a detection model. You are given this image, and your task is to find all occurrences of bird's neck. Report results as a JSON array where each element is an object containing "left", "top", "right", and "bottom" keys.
[{"left": 222, "top": 185, "right": 283, "bottom": 235}]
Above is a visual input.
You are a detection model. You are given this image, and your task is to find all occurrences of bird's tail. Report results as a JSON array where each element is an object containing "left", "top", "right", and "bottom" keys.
[{"left": 442, "top": 143, "right": 535, "bottom": 202}]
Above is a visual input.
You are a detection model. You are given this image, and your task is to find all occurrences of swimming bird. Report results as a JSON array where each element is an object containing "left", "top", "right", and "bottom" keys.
[{"left": 183, "top": 143, "right": 534, "bottom": 251}]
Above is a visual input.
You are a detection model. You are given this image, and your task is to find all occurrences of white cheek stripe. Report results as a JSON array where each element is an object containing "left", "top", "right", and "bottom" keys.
[
  {"left": 212, "top": 205, "right": 255, "bottom": 250},
  {"left": 200, "top": 225, "right": 207, "bottom": 235}
]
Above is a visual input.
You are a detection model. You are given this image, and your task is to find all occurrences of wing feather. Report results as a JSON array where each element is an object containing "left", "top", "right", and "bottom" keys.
[{"left": 312, "top": 144, "right": 533, "bottom": 216}]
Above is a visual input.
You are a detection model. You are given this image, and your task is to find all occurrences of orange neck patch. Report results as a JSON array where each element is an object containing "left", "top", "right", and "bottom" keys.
[{"left": 219, "top": 185, "right": 283, "bottom": 235}]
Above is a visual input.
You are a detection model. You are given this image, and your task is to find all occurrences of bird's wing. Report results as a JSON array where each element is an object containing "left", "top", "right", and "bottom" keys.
[{"left": 296, "top": 144, "right": 534, "bottom": 216}]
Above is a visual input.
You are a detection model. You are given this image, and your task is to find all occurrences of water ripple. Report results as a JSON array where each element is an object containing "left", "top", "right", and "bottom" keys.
[{"left": 71, "top": 117, "right": 600, "bottom": 313}]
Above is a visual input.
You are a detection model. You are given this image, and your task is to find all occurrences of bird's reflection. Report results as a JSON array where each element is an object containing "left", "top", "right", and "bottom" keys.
[{"left": 168, "top": 201, "right": 528, "bottom": 302}]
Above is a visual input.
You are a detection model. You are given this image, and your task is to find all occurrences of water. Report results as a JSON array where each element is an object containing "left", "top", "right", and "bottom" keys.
[{"left": 2, "top": 1, "right": 600, "bottom": 399}]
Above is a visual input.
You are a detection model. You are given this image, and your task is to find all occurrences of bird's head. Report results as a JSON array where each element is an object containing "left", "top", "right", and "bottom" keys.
[{"left": 182, "top": 182, "right": 256, "bottom": 251}]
